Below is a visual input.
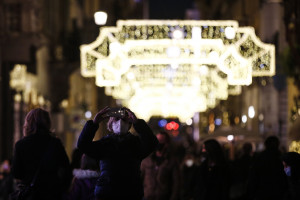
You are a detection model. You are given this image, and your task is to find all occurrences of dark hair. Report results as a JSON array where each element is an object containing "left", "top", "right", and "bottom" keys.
[
  {"left": 23, "top": 108, "right": 51, "bottom": 136},
  {"left": 242, "top": 142, "right": 253, "bottom": 155},
  {"left": 264, "top": 136, "right": 280, "bottom": 150},
  {"left": 204, "top": 139, "right": 226, "bottom": 163},
  {"left": 156, "top": 131, "right": 171, "bottom": 144}
]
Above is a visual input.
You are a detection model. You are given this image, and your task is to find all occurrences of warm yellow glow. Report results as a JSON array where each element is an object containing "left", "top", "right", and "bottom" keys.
[
  {"left": 236, "top": 27, "right": 275, "bottom": 77},
  {"left": 124, "top": 87, "right": 209, "bottom": 122},
  {"left": 14, "top": 93, "right": 22, "bottom": 102},
  {"left": 61, "top": 99, "right": 69, "bottom": 108},
  {"left": 80, "top": 20, "right": 275, "bottom": 121},
  {"left": 10, "top": 64, "right": 27, "bottom": 91},
  {"left": 289, "top": 141, "right": 300, "bottom": 154},
  {"left": 228, "top": 85, "right": 242, "bottom": 95},
  {"left": 10, "top": 64, "right": 43, "bottom": 105},
  {"left": 219, "top": 46, "right": 252, "bottom": 85},
  {"left": 234, "top": 116, "right": 240, "bottom": 124},
  {"left": 38, "top": 96, "right": 45, "bottom": 105}
]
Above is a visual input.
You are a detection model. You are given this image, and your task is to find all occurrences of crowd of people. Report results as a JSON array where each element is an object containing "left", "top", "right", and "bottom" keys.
[{"left": 0, "top": 107, "right": 300, "bottom": 200}]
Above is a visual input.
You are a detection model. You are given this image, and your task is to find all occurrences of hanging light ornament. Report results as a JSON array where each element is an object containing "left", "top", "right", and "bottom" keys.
[{"left": 80, "top": 20, "right": 275, "bottom": 122}]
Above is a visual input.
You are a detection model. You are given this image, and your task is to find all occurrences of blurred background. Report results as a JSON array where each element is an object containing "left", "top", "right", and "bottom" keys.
[{"left": 0, "top": 0, "right": 300, "bottom": 161}]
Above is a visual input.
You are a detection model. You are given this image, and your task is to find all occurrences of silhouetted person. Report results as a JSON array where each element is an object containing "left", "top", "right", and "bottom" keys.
[
  {"left": 282, "top": 152, "right": 300, "bottom": 200},
  {"left": 70, "top": 148, "right": 83, "bottom": 172},
  {"left": 195, "top": 139, "right": 231, "bottom": 200},
  {"left": 141, "top": 131, "right": 180, "bottom": 200},
  {"left": 66, "top": 154, "right": 100, "bottom": 200},
  {"left": 180, "top": 152, "right": 198, "bottom": 200},
  {"left": 247, "top": 136, "right": 288, "bottom": 200},
  {"left": 231, "top": 142, "right": 254, "bottom": 200},
  {"left": 0, "top": 160, "right": 14, "bottom": 200},
  {"left": 77, "top": 106, "right": 158, "bottom": 200},
  {"left": 11, "top": 108, "right": 72, "bottom": 200}
]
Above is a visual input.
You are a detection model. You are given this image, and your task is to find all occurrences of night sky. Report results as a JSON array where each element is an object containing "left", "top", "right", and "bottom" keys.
[{"left": 149, "top": 0, "right": 195, "bottom": 19}]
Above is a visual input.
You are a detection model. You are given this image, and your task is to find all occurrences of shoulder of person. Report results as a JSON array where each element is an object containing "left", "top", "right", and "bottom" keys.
[
  {"left": 14, "top": 134, "right": 36, "bottom": 148},
  {"left": 49, "top": 134, "right": 62, "bottom": 142},
  {"left": 141, "top": 156, "right": 155, "bottom": 166},
  {"left": 46, "top": 134, "right": 67, "bottom": 150}
]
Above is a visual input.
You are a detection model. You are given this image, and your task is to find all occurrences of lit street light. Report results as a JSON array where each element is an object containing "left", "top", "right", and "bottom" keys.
[{"left": 94, "top": 11, "right": 107, "bottom": 25}]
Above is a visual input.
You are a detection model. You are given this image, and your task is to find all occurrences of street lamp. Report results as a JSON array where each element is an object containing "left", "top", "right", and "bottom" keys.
[
  {"left": 242, "top": 115, "right": 248, "bottom": 123},
  {"left": 94, "top": 11, "right": 107, "bottom": 25},
  {"left": 248, "top": 106, "right": 255, "bottom": 119}
]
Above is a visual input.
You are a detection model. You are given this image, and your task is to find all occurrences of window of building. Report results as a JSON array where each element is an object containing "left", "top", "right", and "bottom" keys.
[{"left": 4, "top": 3, "right": 21, "bottom": 33}]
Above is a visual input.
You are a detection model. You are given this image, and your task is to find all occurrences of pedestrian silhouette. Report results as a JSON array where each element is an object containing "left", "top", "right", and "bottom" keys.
[
  {"left": 11, "top": 108, "right": 72, "bottom": 200},
  {"left": 180, "top": 152, "right": 198, "bottom": 200},
  {"left": 77, "top": 106, "right": 158, "bottom": 200},
  {"left": 195, "top": 139, "right": 231, "bottom": 200},
  {"left": 141, "top": 131, "right": 181, "bottom": 200},
  {"left": 282, "top": 151, "right": 300, "bottom": 200},
  {"left": 247, "top": 136, "right": 288, "bottom": 200},
  {"left": 230, "top": 142, "right": 255, "bottom": 200}
]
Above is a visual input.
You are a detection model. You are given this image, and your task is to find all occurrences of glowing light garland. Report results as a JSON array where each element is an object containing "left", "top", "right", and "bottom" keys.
[
  {"left": 80, "top": 20, "right": 275, "bottom": 121},
  {"left": 10, "top": 64, "right": 39, "bottom": 104},
  {"left": 289, "top": 141, "right": 300, "bottom": 154}
]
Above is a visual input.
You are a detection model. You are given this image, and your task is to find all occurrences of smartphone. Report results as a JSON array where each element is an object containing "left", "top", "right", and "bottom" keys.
[{"left": 107, "top": 108, "right": 126, "bottom": 118}]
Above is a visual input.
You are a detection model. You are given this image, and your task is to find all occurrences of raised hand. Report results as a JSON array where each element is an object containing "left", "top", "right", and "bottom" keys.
[
  {"left": 93, "top": 106, "right": 111, "bottom": 124},
  {"left": 123, "top": 107, "right": 138, "bottom": 123}
]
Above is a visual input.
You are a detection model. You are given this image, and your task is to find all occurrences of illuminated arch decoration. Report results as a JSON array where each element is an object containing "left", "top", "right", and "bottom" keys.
[{"left": 80, "top": 20, "right": 275, "bottom": 122}]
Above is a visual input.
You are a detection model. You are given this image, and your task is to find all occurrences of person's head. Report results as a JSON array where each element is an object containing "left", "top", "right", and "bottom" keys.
[
  {"left": 156, "top": 131, "right": 171, "bottom": 152},
  {"left": 264, "top": 136, "right": 280, "bottom": 151},
  {"left": 202, "top": 139, "right": 225, "bottom": 163},
  {"left": 23, "top": 108, "right": 51, "bottom": 136},
  {"left": 242, "top": 142, "right": 253, "bottom": 156},
  {"left": 107, "top": 108, "right": 132, "bottom": 134}
]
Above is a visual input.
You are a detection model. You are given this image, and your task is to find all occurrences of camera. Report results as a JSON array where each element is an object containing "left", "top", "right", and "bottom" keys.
[{"left": 106, "top": 108, "right": 127, "bottom": 118}]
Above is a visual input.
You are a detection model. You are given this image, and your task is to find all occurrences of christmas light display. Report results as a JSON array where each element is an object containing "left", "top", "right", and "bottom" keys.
[{"left": 80, "top": 20, "right": 275, "bottom": 121}]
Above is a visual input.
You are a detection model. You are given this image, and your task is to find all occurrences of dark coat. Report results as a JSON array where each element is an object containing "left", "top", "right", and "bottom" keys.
[
  {"left": 77, "top": 119, "right": 158, "bottom": 200},
  {"left": 11, "top": 132, "right": 72, "bottom": 200},
  {"left": 195, "top": 159, "right": 231, "bottom": 200},
  {"left": 247, "top": 149, "right": 288, "bottom": 200},
  {"left": 180, "top": 164, "right": 199, "bottom": 200},
  {"left": 141, "top": 154, "right": 181, "bottom": 200},
  {"left": 0, "top": 172, "right": 14, "bottom": 200}
]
